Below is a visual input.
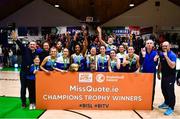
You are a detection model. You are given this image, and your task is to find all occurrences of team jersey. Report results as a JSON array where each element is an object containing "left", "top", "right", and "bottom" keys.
[
  {"left": 117, "top": 52, "right": 126, "bottom": 72},
  {"left": 71, "top": 53, "right": 86, "bottom": 71},
  {"left": 57, "top": 52, "right": 63, "bottom": 58},
  {"left": 56, "top": 56, "right": 70, "bottom": 70},
  {"left": 109, "top": 59, "right": 119, "bottom": 72},
  {"left": 26, "top": 64, "right": 39, "bottom": 80},
  {"left": 124, "top": 54, "right": 138, "bottom": 72},
  {"left": 97, "top": 54, "right": 109, "bottom": 72},
  {"left": 44, "top": 56, "right": 56, "bottom": 71}
]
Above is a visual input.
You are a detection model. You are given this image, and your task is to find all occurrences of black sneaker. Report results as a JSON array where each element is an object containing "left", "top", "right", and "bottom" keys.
[{"left": 22, "top": 103, "right": 26, "bottom": 109}]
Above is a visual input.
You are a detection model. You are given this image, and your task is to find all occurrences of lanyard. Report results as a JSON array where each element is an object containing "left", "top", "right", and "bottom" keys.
[
  {"left": 34, "top": 65, "right": 39, "bottom": 70},
  {"left": 75, "top": 55, "right": 81, "bottom": 64},
  {"left": 63, "top": 57, "right": 67, "bottom": 69},
  {"left": 100, "top": 55, "right": 105, "bottom": 67},
  {"left": 128, "top": 55, "right": 135, "bottom": 68},
  {"left": 50, "top": 58, "right": 56, "bottom": 68},
  {"left": 111, "top": 59, "right": 116, "bottom": 69}
]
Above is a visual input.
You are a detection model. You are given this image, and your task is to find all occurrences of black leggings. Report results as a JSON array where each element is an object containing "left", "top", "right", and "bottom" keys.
[
  {"left": 20, "top": 71, "right": 28, "bottom": 104},
  {"left": 27, "top": 80, "right": 36, "bottom": 104}
]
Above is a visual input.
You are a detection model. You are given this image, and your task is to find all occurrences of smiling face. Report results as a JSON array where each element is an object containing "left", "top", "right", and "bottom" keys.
[
  {"left": 100, "top": 45, "right": 106, "bottom": 54},
  {"left": 128, "top": 46, "right": 134, "bottom": 55},
  {"left": 75, "top": 44, "right": 81, "bottom": 53},
  {"left": 108, "top": 37, "right": 113, "bottom": 45},
  {"left": 110, "top": 50, "right": 116, "bottom": 58},
  {"left": 90, "top": 47, "right": 96, "bottom": 55},
  {"left": 63, "top": 48, "right": 69, "bottom": 57},
  {"left": 145, "top": 40, "right": 154, "bottom": 50},
  {"left": 34, "top": 57, "right": 40, "bottom": 65},
  {"left": 50, "top": 47, "right": 57, "bottom": 57},
  {"left": 43, "top": 42, "right": 50, "bottom": 51},
  {"left": 162, "top": 41, "right": 170, "bottom": 52},
  {"left": 28, "top": 41, "right": 36, "bottom": 51},
  {"left": 119, "top": 45, "right": 125, "bottom": 53},
  {"left": 56, "top": 41, "right": 62, "bottom": 50}
]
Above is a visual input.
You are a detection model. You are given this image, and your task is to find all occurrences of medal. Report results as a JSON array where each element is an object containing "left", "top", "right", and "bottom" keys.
[
  {"left": 128, "top": 54, "right": 136, "bottom": 70},
  {"left": 63, "top": 57, "right": 67, "bottom": 69},
  {"left": 54, "top": 62, "right": 56, "bottom": 67},
  {"left": 111, "top": 59, "right": 116, "bottom": 70},
  {"left": 50, "top": 58, "right": 56, "bottom": 68},
  {"left": 101, "top": 55, "right": 105, "bottom": 70},
  {"left": 36, "top": 66, "right": 39, "bottom": 70},
  {"left": 77, "top": 55, "right": 81, "bottom": 65}
]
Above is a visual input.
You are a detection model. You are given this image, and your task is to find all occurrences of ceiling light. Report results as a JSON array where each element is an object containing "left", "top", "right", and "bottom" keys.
[
  {"left": 54, "top": 4, "right": 59, "bottom": 8},
  {"left": 129, "top": 3, "right": 134, "bottom": 7}
]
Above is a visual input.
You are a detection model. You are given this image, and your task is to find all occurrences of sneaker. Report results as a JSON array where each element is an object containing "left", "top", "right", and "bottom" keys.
[
  {"left": 32, "top": 104, "right": 36, "bottom": 110},
  {"left": 158, "top": 103, "right": 169, "bottom": 109},
  {"left": 164, "top": 107, "right": 174, "bottom": 115},
  {"left": 29, "top": 104, "right": 33, "bottom": 110},
  {"left": 21, "top": 103, "right": 26, "bottom": 109}
]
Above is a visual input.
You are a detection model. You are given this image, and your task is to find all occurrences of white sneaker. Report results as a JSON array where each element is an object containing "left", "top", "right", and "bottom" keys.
[
  {"left": 33, "top": 104, "right": 36, "bottom": 110},
  {"left": 29, "top": 104, "right": 33, "bottom": 110}
]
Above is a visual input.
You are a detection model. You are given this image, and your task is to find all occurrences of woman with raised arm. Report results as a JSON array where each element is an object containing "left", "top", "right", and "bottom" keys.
[
  {"left": 70, "top": 30, "right": 88, "bottom": 71},
  {"left": 97, "top": 26, "right": 117, "bottom": 55}
]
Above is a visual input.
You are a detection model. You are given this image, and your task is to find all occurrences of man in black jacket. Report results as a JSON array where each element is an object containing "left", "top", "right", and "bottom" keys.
[{"left": 12, "top": 31, "right": 37, "bottom": 108}]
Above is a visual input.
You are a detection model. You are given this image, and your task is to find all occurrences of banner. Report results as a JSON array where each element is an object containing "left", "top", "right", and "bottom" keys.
[{"left": 36, "top": 72, "right": 153, "bottom": 110}]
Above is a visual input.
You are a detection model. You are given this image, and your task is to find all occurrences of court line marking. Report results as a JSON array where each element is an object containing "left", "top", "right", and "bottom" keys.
[
  {"left": 133, "top": 110, "right": 143, "bottom": 119},
  {"left": 64, "top": 109, "right": 92, "bottom": 119},
  {"left": 37, "top": 109, "right": 47, "bottom": 118}
]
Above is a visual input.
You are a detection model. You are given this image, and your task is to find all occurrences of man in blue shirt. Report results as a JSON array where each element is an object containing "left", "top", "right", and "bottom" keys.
[
  {"left": 140, "top": 39, "right": 159, "bottom": 109},
  {"left": 158, "top": 41, "right": 177, "bottom": 116}
]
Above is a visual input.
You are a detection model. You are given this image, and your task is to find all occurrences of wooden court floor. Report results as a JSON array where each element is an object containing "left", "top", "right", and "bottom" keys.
[{"left": 0, "top": 71, "right": 179, "bottom": 119}]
